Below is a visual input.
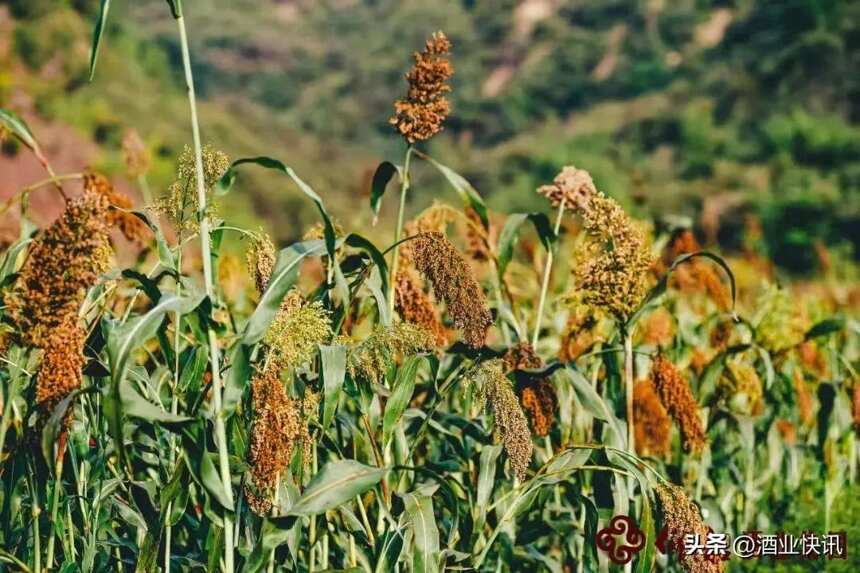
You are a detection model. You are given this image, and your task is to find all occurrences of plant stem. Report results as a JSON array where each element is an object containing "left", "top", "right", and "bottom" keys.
[
  {"left": 623, "top": 331, "right": 634, "bottom": 457},
  {"left": 165, "top": 249, "right": 183, "bottom": 573},
  {"left": 388, "top": 145, "right": 413, "bottom": 318},
  {"left": 45, "top": 432, "right": 67, "bottom": 570},
  {"left": 175, "top": 13, "right": 235, "bottom": 573},
  {"left": 532, "top": 199, "right": 566, "bottom": 348}
]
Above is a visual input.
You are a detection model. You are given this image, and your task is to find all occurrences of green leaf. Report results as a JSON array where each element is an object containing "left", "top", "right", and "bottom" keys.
[
  {"left": 287, "top": 460, "right": 386, "bottom": 516},
  {"left": 320, "top": 345, "right": 347, "bottom": 433},
  {"left": 0, "top": 109, "right": 38, "bottom": 151},
  {"left": 118, "top": 376, "right": 191, "bottom": 424},
  {"left": 242, "top": 239, "right": 328, "bottom": 345},
  {"left": 221, "top": 343, "right": 251, "bottom": 417},
  {"left": 219, "top": 157, "right": 343, "bottom": 295},
  {"left": 417, "top": 153, "right": 488, "bottom": 227},
  {"left": 201, "top": 452, "right": 233, "bottom": 511},
  {"left": 805, "top": 318, "right": 844, "bottom": 340},
  {"left": 497, "top": 212, "right": 555, "bottom": 278},
  {"left": 473, "top": 444, "right": 502, "bottom": 534},
  {"left": 565, "top": 367, "right": 625, "bottom": 449},
  {"left": 165, "top": 0, "right": 182, "bottom": 18},
  {"left": 383, "top": 356, "right": 422, "bottom": 447},
  {"left": 631, "top": 250, "right": 737, "bottom": 327},
  {"left": 402, "top": 493, "right": 440, "bottom": 573},
  {"left": 370, "top": 161, "right": 400, "bottom": 224},
  {"left": 88, "top": 0, "right": 112, "bottom": 80},
  {"left": 106, "top": 294, "right": 203, "bottom": 465}
]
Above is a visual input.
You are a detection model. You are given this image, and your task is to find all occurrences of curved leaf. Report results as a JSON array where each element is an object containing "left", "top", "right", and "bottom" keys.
[
  {"left": 88, "top": 0, "right": 112, "bottom": 80},
  {"left": 370, "top": 160, "right": 401, "bottom": 224},
  {"left": 0, "top": 109, "right": 38, "bottom": 151},
  {"left": 497, "top": 212, "right": 555, "bottom": 278},
  {"left": 416, "top": 152, "right": 488, "bottom": 227},
  {"left": 287, "top": 460, "right": 386, "bottom": 516},
  {"left": 383, "top": 356, "right": 422, "bottom": 447},
  {"left": 402, "top": 493, "right": 440, "bottom": 573},
  {"left": 320, "top": 344, "right": 347, "bottom": 432}
]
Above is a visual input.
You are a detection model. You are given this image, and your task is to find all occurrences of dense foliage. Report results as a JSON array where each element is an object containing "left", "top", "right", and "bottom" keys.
[{"left": 0, "top": 2, "right": 859, "bottom": 573}]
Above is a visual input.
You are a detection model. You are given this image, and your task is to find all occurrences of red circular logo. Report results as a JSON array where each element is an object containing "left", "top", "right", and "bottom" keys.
[{"left": 596, "top": 515, "right": 646, "bottom": 564}]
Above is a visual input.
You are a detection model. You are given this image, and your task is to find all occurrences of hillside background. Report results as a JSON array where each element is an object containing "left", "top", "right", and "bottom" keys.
[{"left": 1, "top": 0, "right": 859, "bottom": 273}]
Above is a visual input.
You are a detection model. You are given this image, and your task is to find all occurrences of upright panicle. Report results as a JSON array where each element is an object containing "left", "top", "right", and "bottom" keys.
[
  {"left": 567, "top": 174, "right": 653, "bottom": 322},
  {"left": 390, "top": 32, "right": 453, "bottom": 144}
]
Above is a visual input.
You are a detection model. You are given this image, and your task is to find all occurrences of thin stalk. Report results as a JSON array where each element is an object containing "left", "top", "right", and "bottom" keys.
[
  {"left": 532, "top": 199, "right": 566, "bottom": 347},
  {"left": 623, "top": 332, "right": 634, "bottom": 457},
  {"left": 175, "top": 13, "right": 235, "bottom": 573},
  {"left": 45, "top": 432, "right": 67, "bottom": 569},
  {"left": 388, "top": 145, "right": 413, "bottom": 317},
  {"left": 28, "top": 467, "right": 41, "bottom": 573},
  {"left": 165, "top": 250, "right": 183, "bottom": 573}
]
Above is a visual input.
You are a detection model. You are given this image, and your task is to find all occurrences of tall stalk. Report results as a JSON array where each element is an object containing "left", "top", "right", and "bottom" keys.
[
  {"left": 45, "top": 433, "right": 67, "bottom": 569},
  {"left": 165, "top": 251, "right": 183, "bottom": 573},
  {"left": 388, "top": 145, "right": 413, "bottom": 317},
  {"left": 532, "top": 198, "right": 566, "bottom": 347},
  {"left": 623, "top": 331, "right": 634, "bottom": 456},
  {"left": 175, "top": 10, "right": 235, "bottom": 573}
]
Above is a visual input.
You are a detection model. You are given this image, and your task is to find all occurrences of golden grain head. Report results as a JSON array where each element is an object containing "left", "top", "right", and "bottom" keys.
[
  {"left": 246, "top": 367, "right": 301, "bottom": 515},
  {"left": 537, "top": 165, "right": 597, "bottom": 209},
  {"left": 573, "top": 192, "right": 654, "bottom": 321},
  {"left": 348, "top": 322, "right": 436, "bottom": 383},
  {"left": 246, "top": 231, "right": 277, "bottom": 294},
  {"left": 264, "top": 290, "right": 332, "bottom": 371},
  {"left": 411, "top": 232, "right": 492, "bottom": 348},
  {"left": 651, "top": 355, "right": 707, "bottom": 454},
  {"left": 717, "top": 360, "right": 764, "bottom": 417},
  {"left": 390, "top": 31, "right": 453, "bottom": 144},
  {"left": 84, "top": 172, "right": 149, "bottom": 244},
  {"left": 5, "top": 187, "right": 112, "bottom": 348},
  {"left": 158, "top": 144, "right": 230, "bottom": 232},
  {"left": 502, "top": 343, "right": 556, "bottom": 437},
  {"left": 35, "top": 322, "right": 87, "bottom": 413},
  {"left": 468, "top": 359, "right": 533, "bottom": 480},
  {"left": 755, "top": 286, "right": 808, "bottom": 353},
  {"left": 121, "top": 128, "right": 151, "bottom": 178},
  {"left": 634, "top": 379, "right": 671, "bottom": 457},
  {"left": 394, "top": 269, "right": 450, "bottom": 347},
  {"left": 656, "top": 484, "right": 724, "bottom": 573}
]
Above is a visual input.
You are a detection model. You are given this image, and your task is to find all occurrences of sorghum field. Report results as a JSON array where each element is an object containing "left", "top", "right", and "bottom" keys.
[{"left": 1, "top": 3, "right": 859, "bottom": 573}]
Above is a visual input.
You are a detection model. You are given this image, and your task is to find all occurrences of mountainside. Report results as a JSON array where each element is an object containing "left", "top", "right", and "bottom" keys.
[{"left": 2, "top": 0, "right": 859, "bottom": 270}]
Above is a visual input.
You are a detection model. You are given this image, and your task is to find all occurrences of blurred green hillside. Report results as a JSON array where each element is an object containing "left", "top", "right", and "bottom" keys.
[{"left": 2, "top": 0, "right": 859, "bottom": 271}]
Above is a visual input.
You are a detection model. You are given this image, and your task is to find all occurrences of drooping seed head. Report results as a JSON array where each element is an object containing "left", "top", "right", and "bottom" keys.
[
  {"left": 247, "top": 231, "right": 277, "bottom": 294},
  {"left": 411, "top": 232, "right": 492, "bottom": 348},
  {"left": 634, "top": 379, "right": 671, "bottom": 457},
  {"left": 394, "top": 269, "right": 450, "bottom": 347},
  {"left": 651, "top": 355, "right": 707, "bottom": 454}
]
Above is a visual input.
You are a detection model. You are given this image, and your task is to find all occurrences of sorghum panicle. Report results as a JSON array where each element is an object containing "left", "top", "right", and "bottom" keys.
[
  {"left": 348, "top": 322, "right": 436, "bottom": 383},
  {"left": 656, "top": 484, "right": 724, "bottom": 573},
  {"left": 755, "top": 286, "right": 808, "bottom": 353},
  {"left": 571, "top": 181, "right": 654, "bottom": 322},
  {"left": 651, "top": 355, "right": 707, "bottom": 454},
  {"left": 121, "top": 128, "right": 151, "bottom": 178},
  {"left": 634, "top": 379, "right": 671, "bottom": 457},
  {"left": 503, "top": 342, "right": 557, "bottom": 437},
  {"left": 263, "top": 290, "right": 332, "bottom": 371},
  {"left": 717, "top": 360, "right": 763, "bottom": 417},
  {"left": 5, "top": 187, "right": 112, "bottom": 348},
  {"left": 411, "top": 232, "right": 492, "bottom": 348},
  {"left": 394, "top": 269, "right": 450, "bottom": 347},
  {"left": 158, "top": 144, "right": 230, "bottom": 232},
  {"left": 246, "top": 367, "right": 301, "bottom": 515},
  {"left": 537, "top": 165, "right": 597, "bottom": 209},
  {"left": 390, "top": 31, "right": 453, "bottom": 144},
  {"left": 469, "top": 359, "right": 533, "bottom": 480},
  {"left": 35, "top": 322, "right": 86, "bottom": 412},
  {"left": 247, "top": 231, "right": 276, "bottom": 294},
  {"left": 84, "top": 172, "right": 149, "bottom": 244}
]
